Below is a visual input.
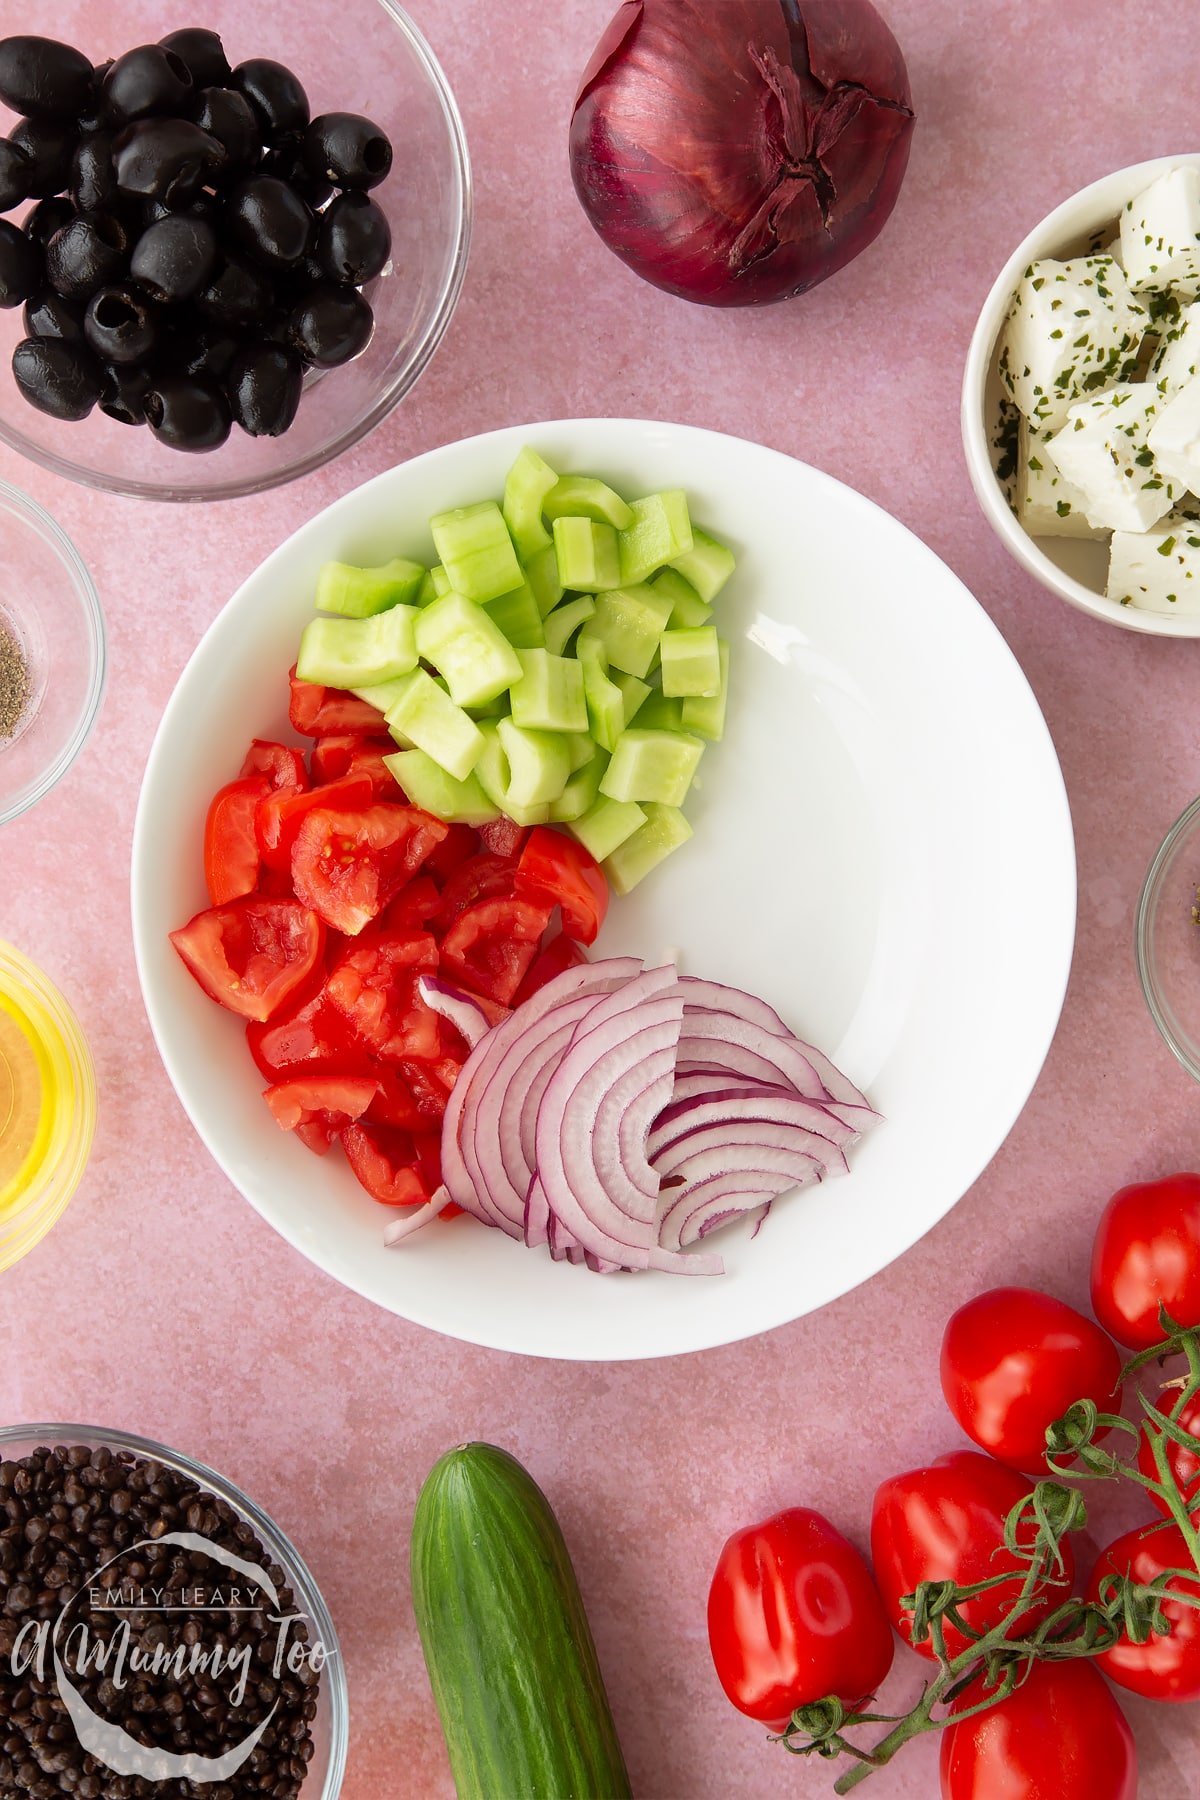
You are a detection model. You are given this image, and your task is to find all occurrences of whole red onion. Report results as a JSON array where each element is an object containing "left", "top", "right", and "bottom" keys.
[{"left": 569, "top": 0, "right": 915, "bottom": 307}]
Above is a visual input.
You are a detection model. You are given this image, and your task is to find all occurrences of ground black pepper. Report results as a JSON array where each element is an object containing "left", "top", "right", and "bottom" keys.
[{"left": 0, "top": 621, "right": 29, "bottom": 738}]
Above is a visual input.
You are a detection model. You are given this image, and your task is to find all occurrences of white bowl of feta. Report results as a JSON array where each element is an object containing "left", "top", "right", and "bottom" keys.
[{"left": 963, "top": 154, "right": 1200, "bottom": 635}]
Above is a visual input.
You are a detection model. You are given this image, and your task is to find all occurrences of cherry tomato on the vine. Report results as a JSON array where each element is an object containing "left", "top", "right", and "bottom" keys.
[
  {"left": 1087, "top": 1520, "right": 1200, "bottom": 1702},
  {"left": 939, "top": 1659, "right": 1137, "bottom": 1800},
  {"left": 1090, "top": 1172, "right": 1200, "bottom": 1348},
  {"left": 1137, "top": 1391, "right": 1200, "bottom": 1521}
]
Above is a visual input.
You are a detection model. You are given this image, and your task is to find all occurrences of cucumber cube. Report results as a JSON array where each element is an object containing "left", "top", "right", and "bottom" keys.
[
  {"left": 525, "top": 544, "right": 565, "bottom": 617},
  {"left": 670, "top": 525, "right": 736, "bottom": 603},
  {"left": 599, "top": 727, "right": 704, "bottom": 806},
  {"left": 635, "top": 692, "right": 684, "bottom": 732},
  {"left": 584, "top": 583, "right": 674, "bottom": 677},
  {"left": 383, "top": 750, "right": 499, "bottom": 826},
  {"left": 502, "top": 446, "right": 558, "bottom": 560},
  {"left": 567, "top": 732, "right": 599, "bottom": 772},
  {"left": 543, "top": 594, "right": 595, "bottom": 656},
  {"left": 297, "top": 606, "right": 418, "bottom": 689},
  {"left": 498, "top": 718, "right": 571, "bottom": 807},
  {"left": 660, "top": 625, "right": 721, "bottom": 698},
  {"left": 431, "top": 500, "right": 522, "bottom": 603},
  {"left": 553, "top": 516, "right": 622, "bottom": 590},
  {"left": 429, "top": 563, "right": 452, "bottom": 596},
  {"left": 484, "top": 579, "right": 545, "bottom": 650},
  {"left": 467, "top": 692, "right": 511, "bottom": 721},
  {"left": 652, "top": 567, "right": 713, "bottom": 629},
  {"left": 577, "top": 638, "right": 626, "bottom": 752},
  {"left": 354, "top": 677, "right": 411, "bottom": 715},
  {"left": 604, "top": 803, "right": 692, "bottom": 894},
  {"left": 416, "top": 571, "right": 438, "bottom": 606},
  {"left": 415, "top": 591, "right": 523, "bottom": 708},
  {"left": 550, "top": 752, "right": 608, "bottom": 823},
  {"left": 618, "top": 491, "right": 694, "bottom": 585},
  {"left": 680, "top": 640, "right": 730, "bottom": 741},
  {"left": 385, "top": 671, "right": 484, "bottom": 782},
  {"left": 570, "top": 796, "right": 648, "bottom": 863},
  {"left": 612, "top": 669, "right": 650, "bottom": 725},
  {"left": 315, "top": 556, "right": 425, "bottom": 618},
  {"left": 543, "top": 474, "right": 634, "bottom": 530},
  {"left": 509, "top": 649, "right": 588, "bottom": 733}
]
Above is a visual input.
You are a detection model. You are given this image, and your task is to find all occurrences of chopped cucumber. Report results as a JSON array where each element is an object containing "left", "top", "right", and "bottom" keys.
[
  {"left": 354, "top": 677, "right": 412, "bottom": 715},
  {"left": 431, "top": 500, "right": 522, "bottom": 603},
  {"left": 570, "top": 796, "right": 647, "bottom": 863},
  {"left": 600, "top": 727, "right": 704, "bottom": 806},
  {"left": 415, "top": 591, "right": 524, "bottom": 708},
  {"left": 429, "top": 563, "right": 452, "bottom": 596},
  {"left": 316, "top": 556, "right": 425, "bottom": 618},
  {"left": 670, "top": 525, "right": 735, "bottom": 603},
  {"left": 652, "top": 567, "right": 713, "bottom": 629},
  {"left": 553, "top": 516, "right": 622, "bottom": 590},
  {"left": 502, "top": 446, "right": 557, "bottom": 561},
  {"left": 383, "top": 750, "right": 500, "bottom": 826},
  {"left": 416, "top": 571, "right": 438, "bottom": 606},
  {"left": 386, "top": 671, "right": 485, "bottom": 782},
  {"left": 485, "top": 580, "right": 545, "bottom": 650},
  {"left": 567, "top": 732, "right": 599, "bottom": 772},
  {"left": 604, "top": 803, "right": 692, "bottom": 894},
  {"left": 634, "top": 692, "right": 684, "bottom": 732},
  {"left": 543, "top": 594, "right": 595, "bottom": 657},
  {"left": 660, "top": 625, "right": 721, "bottom": 698},
  {"left": 467, "top": 692, "right": 511, "bottom": 721},
  {"left": 680, "top": 640, "right": 729, "bottom": 741},
  {"left": 612, "top": 669, "right": 650, "bottom": 725},
  {"left": 577, "top": 638, "right": 626, "bottom": 753},
  {"left": 617, "top": 491, "right": 693, "bottom": 586},
  {"left": 550, "top": 752, "right": 607, "bottom": 823},
  {"left": 582, "top": 584, "right": 674, "bottom": 678},
  {"left": 297, "top": 606, "right": 418, "bottom": 688},
  {"left": 477, "top": 719, "right": 570, "bottom": 814},
  {"left": 543, "top": 475, "right": 634, "bottom": 530},
  {"left": 509, "top": 649, "right": 588, "bottom": 733},
  {"left": 525, "top": 544, "right": 564, "bottom": 617}
]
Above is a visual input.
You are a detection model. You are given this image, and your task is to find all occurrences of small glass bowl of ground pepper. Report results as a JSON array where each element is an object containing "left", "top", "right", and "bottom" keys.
[
  {"left": 0, "top": 1424, "right": 348, "bottom": 1798},
  {"left": 1136, "top": 793, "right": 1200, "bottom": 1081},
  {"left": 0, "top": 481, "right": 104, "bottom": 826}
]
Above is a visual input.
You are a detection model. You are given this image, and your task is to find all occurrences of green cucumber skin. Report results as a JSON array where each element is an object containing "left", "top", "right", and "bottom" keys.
[{"left": 411, "top": 1443, "right": 633, "bottom": 1800}]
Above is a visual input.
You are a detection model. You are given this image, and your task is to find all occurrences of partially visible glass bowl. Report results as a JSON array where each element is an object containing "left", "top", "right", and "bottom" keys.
[
  {"left": 1136, "top": 794, "right": 1200, "bottom": 1081},
  {"left": 0, "top": 0, "right": 470, "bottom": 501}
]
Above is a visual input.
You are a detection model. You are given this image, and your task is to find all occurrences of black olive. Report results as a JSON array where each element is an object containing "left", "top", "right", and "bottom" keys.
[
  {"left": 317, "top": 191, "right": 391, "bottom": 285},
  {"left": 76, "top": 63, "right": 113, "bottom": 136},
  {"left": 231, "top": 59, "right": 309, "bottom": 137},
  {"left": 69, "top": 131, "right": 117, "bottom": 213},
  {"left": 12, "top": 335, "right": 100, "bottom": 419},
  {"left": 131, "top": 214, "right": 218, "bottom": 304},
  {"left": 0, "top": 36, "right": 93, "bottom": 121},
  {"left": 226, "top": 176, "right": 314, "bottom": 272},
  {"left": 102, "top": 45, "right": 193, "bottom": 125},
  {"left": 288, "top": 283, "right": 373, "bottom": 367},
  {"left": 0, "top": 219, "right": 38, "bottom": 307},
  {"left": 191, "top": 87, "right": 260, "bottom": 178},
  {"left": 159, "top": 28, "right": 230, "bottom": 91},
  {"left": 227, "top": 341, "right": 303, "bottom": 437},
  {"left": 259, "top": 132, "right": 332, "bottom": 210},
  {"left": 44, "top": 212, "right": 127, "bottom": 300},
  {"left": 23, "top": 289, "right": 83, "bottom": 342},
  {"left": 196, "top": 253, "right": 273, "bottom": 328},
  {"left": 98, "top": 359, "right": 153, "bottom": 425},
  {"left": 303, "top": 112, "right": 392, "bottom": 192},
  {"left": 141, "top": 191, "right": 218, "bottom": 229},
  {"left": 83, "top": 283, "right": 158, "bottom": 364},
  {"left": 10, "top": 117, "right": 75, "bottom": 198},
  {"left": 24, "top": 196, "right": 73, "bottom": 253},
  {"left": 162, "top": 321, "right": 240, "bottom": 382},
  {"left": 0, "top": 138, "right": 32, "bottom": 211},
  {"left": 143, "top": 373, "right": 230, "bottom": 450},
  {"left": 113, "top": 118, "right": 225, "bottom": 207}
]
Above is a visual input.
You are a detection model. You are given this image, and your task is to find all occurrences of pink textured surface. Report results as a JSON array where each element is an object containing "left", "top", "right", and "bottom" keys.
[{"left": 1, "top": 1, "right": 1198, "bottom": 1795}]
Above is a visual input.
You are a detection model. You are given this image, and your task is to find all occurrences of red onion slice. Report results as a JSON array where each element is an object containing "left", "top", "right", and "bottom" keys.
[
  {"left": 648, "top": 1089, "right": 860, "bottom": 1162},
  {"left": 383, "top": 1186, "right": 455, "bottom": 1246},
  {"left": 417, "top": 976, "right": 493, "bottom": 1049}
]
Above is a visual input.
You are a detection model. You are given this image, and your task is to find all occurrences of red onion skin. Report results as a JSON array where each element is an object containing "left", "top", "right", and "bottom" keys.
[{"left": 570, "top": 0, "right": 915, "bottom": 307}]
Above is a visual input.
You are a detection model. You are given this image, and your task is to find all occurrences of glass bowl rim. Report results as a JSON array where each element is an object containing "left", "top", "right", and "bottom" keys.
[
  {"left": 0, "top": 0, "right": 472, "bottom": 505},
  {"left": 0, "top": 1420, "right": 349, "bottom": 1797},
  {"left": 0, "top": 479, "right": 106, "bottom": 826},
  {"left": 1135, "top": 791, "right": 1200, "bottom": 1083}
]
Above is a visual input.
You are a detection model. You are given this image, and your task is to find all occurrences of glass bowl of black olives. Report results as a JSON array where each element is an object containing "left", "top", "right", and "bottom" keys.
[{"left": 0, "top": 5, "right": 469, "bottom": 499}]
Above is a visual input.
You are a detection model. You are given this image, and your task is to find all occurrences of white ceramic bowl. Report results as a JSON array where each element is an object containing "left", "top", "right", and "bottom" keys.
[
  {"left": 962, "top": 153, "right": 1200, "bottom": 636},
  {"left": 132, "top": 420, "right": 1075, "bottom": 1360}
]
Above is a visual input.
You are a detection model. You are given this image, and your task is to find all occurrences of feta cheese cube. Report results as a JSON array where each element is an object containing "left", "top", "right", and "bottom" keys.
[
  {"left": 1043, "top": 384, "right": 1182, "bottom": 532},
  {"left": 1107, "top": 511, "right": 1200, "bottom": 613},
  {"left": 1147, "top": 372, "right": 1200, "bottom": 495},
  {"left": 1014, "top": 419, "right": 1106, "bottom": 538},
  {"left": 1119, "top": 166, "right": 1200, "bottom": 296},
  {"left": 997, "top": 256, "right": 1146, "bottom": 432},
  {"left": 1149, "top": 299, "right": 1200, "bottom": 394}
]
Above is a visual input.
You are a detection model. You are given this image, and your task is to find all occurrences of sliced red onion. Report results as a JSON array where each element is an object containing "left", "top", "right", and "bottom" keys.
[
  {"left": 383, "top": 1187, "right": 455, "bottom": 1247},
  {"left": 648, "top": 1089, "right": 860, "bottom": 1161},
  {"left": 417, "top": 976, "right": 493, "bottom": 1049}
]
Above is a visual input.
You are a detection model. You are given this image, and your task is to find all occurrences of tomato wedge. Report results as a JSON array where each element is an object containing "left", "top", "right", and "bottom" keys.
[
  {"left": 264, "top": 1075, "right": 378, "bottom": 1154},
  {"left": 379, "top": 874, "right": 441, "bottom": 932},
  {"left": 257, "top": 771, "right": 374, "bottom": 872},
  {"left": 325, "top": 928, "right": 442, "bottom": 1060},
  {"left": 476, "top": 816, "right": 529, "bottom": 860},
  {"left": 425, "top": 821, "right": 480, "bottom": 884},
  {"left": 514, "top": 826, "right": 608, "bottom": 945},
  {"left": 513, "top": 933, "right": 588, "bottom": 1005},
  {"left": 246, "top": 988, "right": 373, "bottom": 1081},
  {"left": 342, "top": 1121, "right": 443, "bottom": 1205},
  {"left": 288, "top": 665, "right": 390, "bottom": 736},
  {"left": 204, "top": 775, "right": 271, "bottom": 905},
  {"left": 310, "top": 733, "right": 396, "bottom": 794},
  {"left": 292, "top": 802, "right": 448, "bottom": 935},
  {"left": 240, "top": 739, "right": 308, "bottom": 792},
  {"left": 170, "top": 898, "right": 325, "bottom": 1023},
  {"left": 435, "top": 852, "right": 515, "bottom": 930},
  {"left": 440, "top": 896, "right": 552, "bottom": 1005}
]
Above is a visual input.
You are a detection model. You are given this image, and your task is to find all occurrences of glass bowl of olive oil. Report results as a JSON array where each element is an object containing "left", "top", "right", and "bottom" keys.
[{"left": 0, "top": 942, "right": 96, "bottom": 1269}]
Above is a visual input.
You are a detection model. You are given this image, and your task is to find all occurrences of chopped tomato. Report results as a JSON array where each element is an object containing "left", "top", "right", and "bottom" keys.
[
  {"left": 366, "top": 1066, "right": 428, "bottom": 1132},
  {"left": 240, "top": 739, "right": 308, "bottom": 792},
  {"left": 256, "top": 770, "right": 374, "bottom": 872},
  {"left": 477, "top": 816, "right": 529, "bottom": 860},
  {"left": 425, "top": 822, "right": 479, "bottom": 884},
  {"left": 441, "top": 896, "right": 553, "bottom": 1005},
  {"left": 204, "top": 775, "right": 271, "bottom": 905},
  {"left": 342, "top": 1121, "right": 443, "bottom": 1205},
  {"left": 513, "top": 933, "right": 588, "bottom": 1005},
  {"left": 379, "top": 874, "right": 441, "bottom": 933},
  {"left": 246, "top": 989, "right": 372, "bottom": 1082},
  {"left": 264, "top": 1075, "right": 378, "bottom": 1154},
  {"left": 292, "top": 803, "right": 448, "bottom": 935},
  {"left": 326, "top": 928, "right": 442, "bottom": 1059},
  {"left": 394, "top": 1056, "right": 460, "bottom": 1122},
  {"left": 288, "top": 665, "right": 389, "bottom": 737},
  {"left": 436, "top": 852, "right": 515, "bottom": 930},
  {"left": 310, "top": 733, "right": 397, "bottom": 794},
  {"left": 515, "top": 826, "right": 609, "bottom": 946},
  {"left": 170, "top": 898, "right": 325, "bottom": 1023}
]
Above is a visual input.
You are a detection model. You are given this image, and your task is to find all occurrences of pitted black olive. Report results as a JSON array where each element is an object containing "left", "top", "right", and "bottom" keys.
[
  {"left": 98, "top": 359, "right": 153, "bottom": 425},
  {"left": 260, "top": 132, "right": 332, "bottom": 210},
  {"left": 83, "top": 283, "right": 158, "bottom": 364},
  {"left": 196, "top": 253, "right": 273, "bottom": 328},
  {"left": 288, "top": 282, "right": 373, "bottom": 367},
  {"left": 143, "top": 373, "right": 230, "bottom": 450},
  {"left": 141, "top": 191, "right": 219, "bottom": 229},
  {"left": 24, "top": 196, "right": 73, "bottom": 253},
  {"left": 226, "top": 176, "right": 314, "bottom": 272},
  {"left": 162, "top": 321, "right": 240, "bottom": 382},
  {"left": 102, "top": 44, "right": 193, "bottom": 124},
  {"left": 12, "top": 335, "right": 100, "bottom": 419},
  {"left": 303, "top": 112, "right": 392, "bottom": 192},
  {"left": 44, "top": 212, "right": 127, "bottom": 300},
  {"left": 69, "top": 131, "right": 118, "bottom": 213},
  {"left": 159, "top": 28, "right": 230, "bottom": 91},
  {"left": 318, "top": 191, "right": 391, "bottom": 285},
  {"left": 191, "top": 86, "right": 259, "bottom": 177},
  {"left": 10, "top": 117, "right": 75, "bottom": 198},
  {"left": 0, "top": 138, "right": 33, "bottom": 211},
  {"left": 0, "top": 35, "right": 93, "bottom": 120},
  {"left": 130, "top": 213, "right": 218, "bottom": 303},
  {"left": 76, "top": 62, "right": 112, "bottom": 135},
  {"left": 227, "top": 341, "right": 303, "bottom": 437},
  {"left": 231, "top": 58, "right": 309, "bottom": 137},
  {"left": 23, "top": 289, "right": 84, "bottom": 343},
  {"left": 113, "top": 118, "right": 224, "bottom": 207},
  {"left": 0, "top": 219, "right": 39, "bottom": 307}
]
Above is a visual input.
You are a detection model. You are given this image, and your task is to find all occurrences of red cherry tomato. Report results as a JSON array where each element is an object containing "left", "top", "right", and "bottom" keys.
[
  {"left": 707, "top": 1508, "right": 893, "bottom": 1731},
  {"left": 204, "top": 775, "right": 271, "bottom": 905},
  {"left": 1138, "top": 1392, "right": 1200, "bottom": 1521},
  {"left": 1088, "top": 1521, "right": 1200, "bottom": 1702},
  {"left": 513, "top": 934, "right": 588, "bottom": 1006},
  {"left": 239, "top": 739, "right": 308, "bottom": 792},
  {"left": 440, "top": 896, "right": 553, "bottom": 1006},
  {"left": 170, "top": 898, "right": 325, "bottom": 1023},
  {"left": 514, "top": 826, "right": 609, "bottom": 945},
  {"left": 288, "top": 666, "right": 389, "bottom": 736},
  {"left": 939, "top": 1659, "right": 1137, "bottom": 1800},
  {"left": 1090, "top": 1173, "right": 1200, "bottom": 1348},
  {"left": 341, "top": 1120, "right": 443, "bottom": 1206},
  {"left": 263, "top": 1075, "right": 378, "bottom": 1155},
  {"left": 291, "top": 803, "right": 448, "bottom": 936},
  {"left": 256, "top": 771, "right": 374, "bottom": 872},
  {"left": 940, "top": 1287, "right": 1122, "bottom": 1471},
  {"left": 476, "top": 815, "right": 529, "bottom": 860},
  {"left": 870, "top": 1451, "right": 1074, "bottom": 1660}
]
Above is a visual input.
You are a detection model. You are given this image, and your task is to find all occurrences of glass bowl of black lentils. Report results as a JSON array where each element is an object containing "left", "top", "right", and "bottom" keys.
[
  {"left": 0, "top": 1425, "right": 347, "bottom": 1797},
  {"left": 0, "top": 3, "right": 470, "bottom": 501}
]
